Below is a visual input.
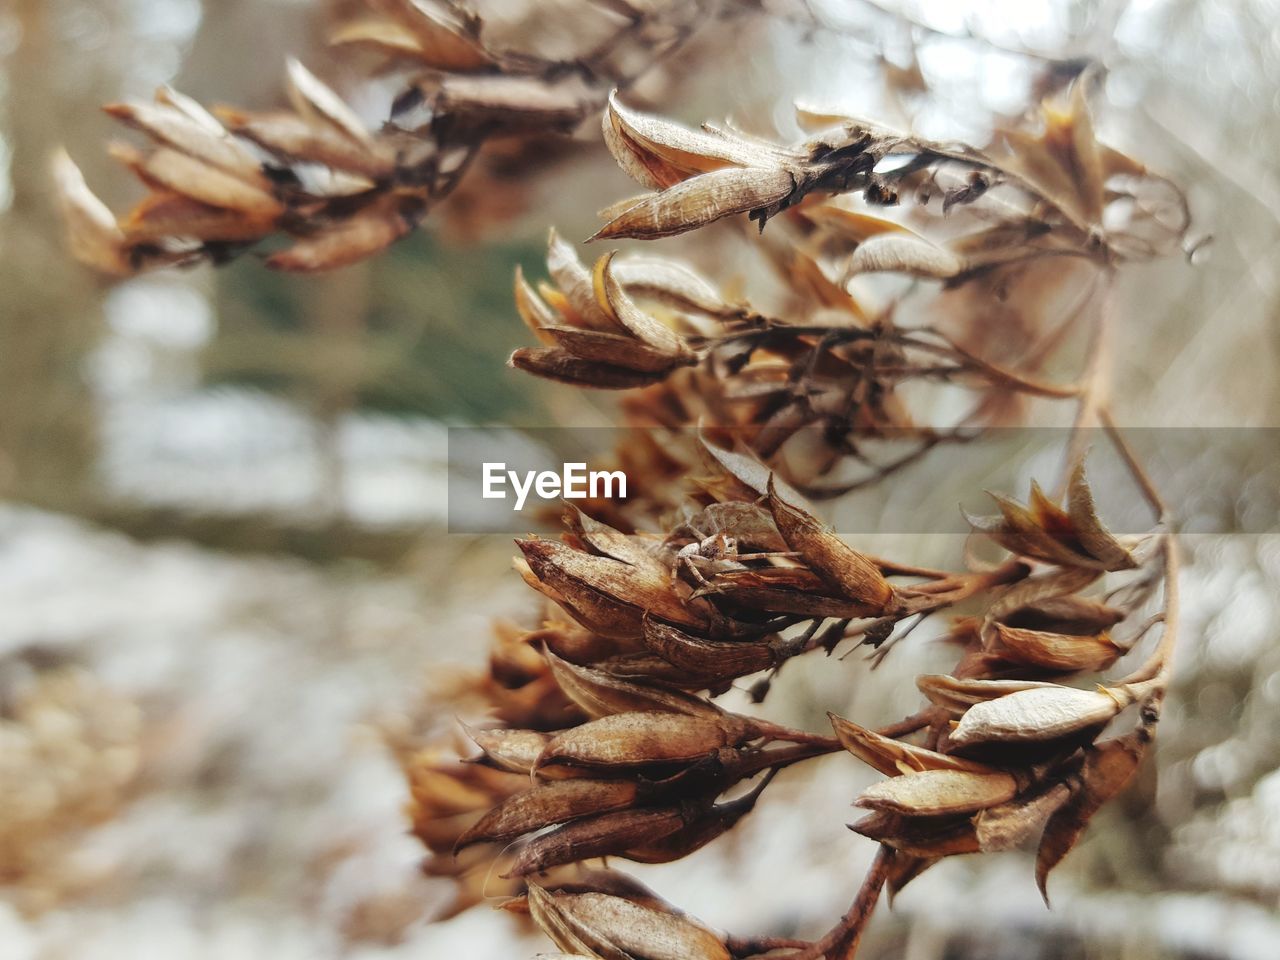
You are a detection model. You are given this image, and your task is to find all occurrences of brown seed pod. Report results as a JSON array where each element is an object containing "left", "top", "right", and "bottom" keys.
[{"left": 536, "top": 711, "right": 752, "bottom": 771}]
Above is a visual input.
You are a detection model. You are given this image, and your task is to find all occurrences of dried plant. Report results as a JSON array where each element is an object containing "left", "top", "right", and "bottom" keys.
[{"left": 53, "top": 3, "right": 1197, "bottom": 957}]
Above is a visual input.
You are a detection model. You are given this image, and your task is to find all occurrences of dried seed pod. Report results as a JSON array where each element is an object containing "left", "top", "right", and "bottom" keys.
[
  {"left": 592, "top": 252, "right": 693, "bottom": 360},
  {"left": 850, "top": 810, "right": 982, "bottom": 859},
  {"left": 975, "top": 781, "right": 1072, "bottom": 852},
  {"left": 266, "top": 204, "right": 410, "bottom": 271},
  {"left": 510, "top": 348, "right": 670, "bottom": 390},
  {"left": 528, "top": 884, "right": 731, "bottom": 960},
  {"left": 119, "top": 146, "right": 284, "bottom": 217},
  {"left": 767, "top": 477, "right": 893, "bottom": 608},
  {"left": 594, "top": 166, "right": 796, "bottom": 241},
  {"left": 949, "top": 684, "right": 1132, "bottom": 746},
  {"left": 916, "top": 674, "right": 1061, "bottom": 714},
  {"left": 856, "top": 769, "right": 1019, "bottom": 816},
  {"left": 990, "top": 621, "right": 1121, "bottom": 673},
  {"left": 516, "top": 538, "right": 708, "bottom": 638},
  {"left": 507, "top": 807, "right": 688, "bottom": 877},
  {"left": 1066, "top": 461, "right": 1138, "bottom": 570},
  {"left": 103, "top": 100, "right": 266, "bottom": 184},
  {"left": 285, "top": 57, "right": 371, "bottom": 145},
  {"left": 829, "top": 713, "right": 995, "bottom": 776},
  {"left": 464, "top": 725, "right": 553, "bottom": 774},
  {"left": 546, "top": 229, "right": 617, "bottom": 331},
  {"left": 641, "top": 618, "right": 776, "bottom": 681},
  {"left": 1036, "top": 731, "right": 1147, "bottom": 900},
  {"left": 846, "top": 233, "right": 965, "bottom": 279},
  {"left": 695, "top": 567, "right": 878, "bottom": 619},
  {"left": 604, "top": 91, "right": 781, "bottom": 183},
  {"left": 455, "top": 778, "right": 640, "bottom": 850},
  {"left": 967, "top": 465, "right": 1137, "bottom": 572},
  {"left": 51, "top": 150, "right": 129, "bottom": 275},
  {"left": 610, "top": 257, "right": 737, "bottom": 317},
  {"left": 544, "top": 651, "right": 717, "bottom": 719},
  {"left": 219, "top": 108, "right": 398, "bottom": 178},
  {"left": 536, "top": 711, "right": 751, "bottom": 771}
]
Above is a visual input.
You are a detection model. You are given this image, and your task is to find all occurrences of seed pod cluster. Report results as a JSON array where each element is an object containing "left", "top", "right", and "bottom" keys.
[
  {"left": 509, "top": 232, "right": 706, "bottom": 389},
  {"left": 831, "top": 464, "right": 1163, "bottom": 901},
  {"left": 53, "top": 1, "right": 715, "bottom": 275}
]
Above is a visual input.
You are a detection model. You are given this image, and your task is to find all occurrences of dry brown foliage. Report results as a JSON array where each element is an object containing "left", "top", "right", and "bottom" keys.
[{"left": 52, "top": 3, "right": 1196, "bottom": 957}]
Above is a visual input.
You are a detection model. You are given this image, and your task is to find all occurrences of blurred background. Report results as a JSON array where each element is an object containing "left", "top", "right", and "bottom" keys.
[{"left": 1, "top": 0, "right": 1278, "bottom": 957}]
